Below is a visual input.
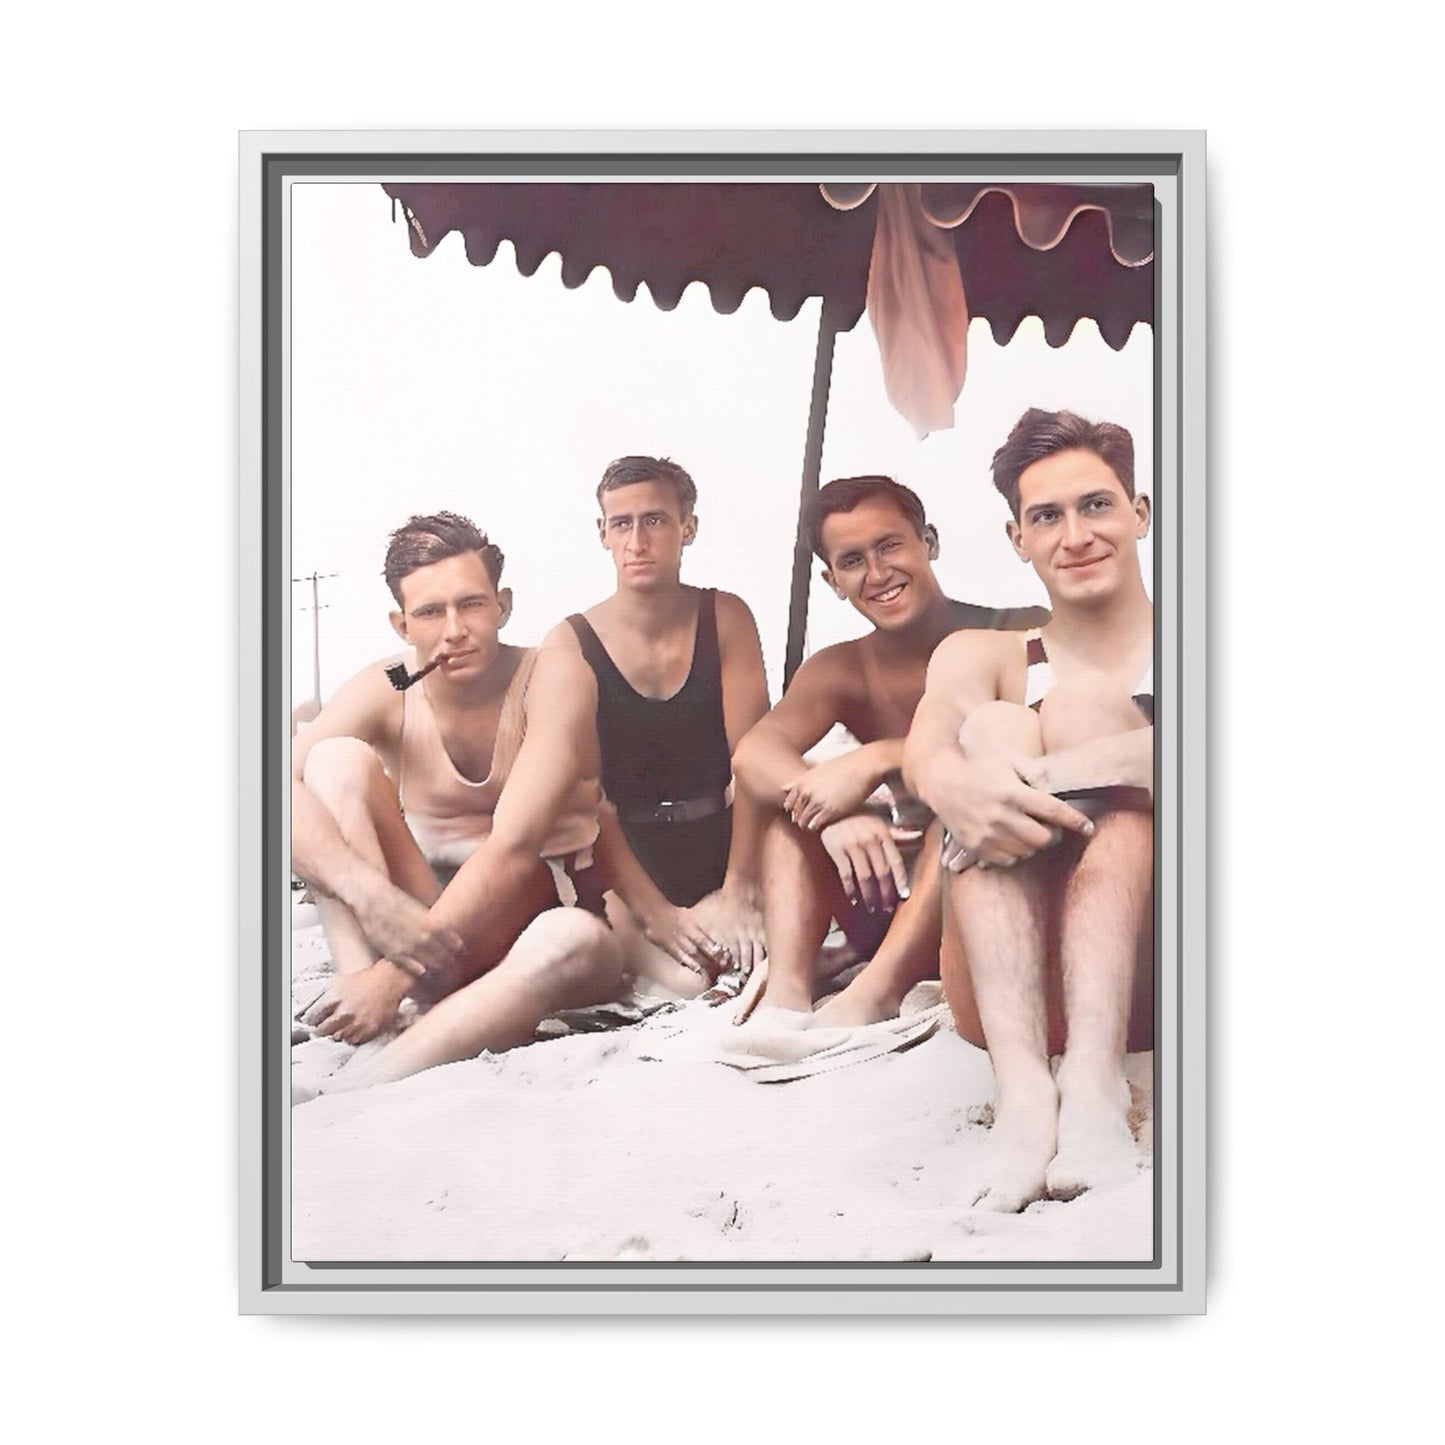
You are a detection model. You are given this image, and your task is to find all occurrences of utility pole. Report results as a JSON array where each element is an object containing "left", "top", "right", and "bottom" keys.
[{"left": 292, "top": 571, "right": 338, "bottom": 705}]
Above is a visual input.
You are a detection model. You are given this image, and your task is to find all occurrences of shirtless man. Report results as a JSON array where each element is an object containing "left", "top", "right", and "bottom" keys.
[
  {"left": 291, "top": 511, "right": 629, "bottom": 1086},
  {"left": 903, "top": 409, "right": 1154, "bottom": 1211},
  {"left": 732, "top": 476, "right": 1045, "bottom": 1028},
  {"left": 545, "top": 456, "right": 770, "bottom": 996}
]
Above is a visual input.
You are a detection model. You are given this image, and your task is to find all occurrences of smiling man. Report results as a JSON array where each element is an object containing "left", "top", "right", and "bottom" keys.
[
  {"left": 544, "top": 456, "right": 771, "bottom": 995},
  {"left": 732, "top": 475, "right": 1045, "bottom": 1028},
  {"left": 903, "top": 409, "right": 1155, "bottom": 1213},
  {"left": 290, "top": 511, "right": 630, "bottom": 1080}
]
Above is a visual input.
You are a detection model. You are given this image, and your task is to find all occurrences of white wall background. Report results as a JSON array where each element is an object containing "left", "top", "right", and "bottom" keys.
[{"left": 8, "top": 4, "right": 1437, "bottom": 1441}]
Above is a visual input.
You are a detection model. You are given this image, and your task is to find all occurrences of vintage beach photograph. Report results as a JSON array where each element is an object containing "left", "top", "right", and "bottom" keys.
[{"left": 283, "top": 174, "right": 1160, "bottom": 1265}]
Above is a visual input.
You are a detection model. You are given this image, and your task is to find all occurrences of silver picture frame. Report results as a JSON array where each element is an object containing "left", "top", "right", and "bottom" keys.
[{"left": 240, "top": 129, "right": 1206, "bottom": 1315}]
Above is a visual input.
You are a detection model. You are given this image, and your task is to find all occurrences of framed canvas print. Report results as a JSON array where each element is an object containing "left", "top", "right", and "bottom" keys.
[{"left": 240, "top": 130, "right": 1206, "bottom": 1314}]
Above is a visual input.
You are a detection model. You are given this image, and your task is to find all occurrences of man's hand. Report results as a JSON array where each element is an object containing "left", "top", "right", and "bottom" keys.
[
  {"left": 349, "top": 883, "right": 464, "bottom": 982},
  {"left": 818, "top": 814, "right": 917, "bottom": 915},
  {"left": 686, "top": 885, "right": 765, "bottom": 979},
  {"left": 640, "top": 904, "right": 730, "bottom": 983},
  {"left": 935, "top": 757, "right": 1094, "bottom": 870},
  {"left": 306, "top": 962, "right": 411, "bottom": 1045},
  {"left": 781, "top": 752, "right": 879, "bottom": 833}
]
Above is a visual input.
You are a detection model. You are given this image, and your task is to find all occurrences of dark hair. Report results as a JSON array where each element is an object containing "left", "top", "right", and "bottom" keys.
[
  {"left": 991, "top": 408, "right": 1136, "bottom": 520},
  {"left": 806, "top": 475, "right": 928, "bottom": 562},
  {"left": 382, "top": 511, "right": 505, "bottom": 605},
  {"left": 596, "top": 455, "right": 697, "bottom": 517}
]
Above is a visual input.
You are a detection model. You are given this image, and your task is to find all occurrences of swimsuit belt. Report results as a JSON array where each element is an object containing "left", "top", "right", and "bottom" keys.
[{"left": 615, "top": 782, "right": 734, "bottom": 826}]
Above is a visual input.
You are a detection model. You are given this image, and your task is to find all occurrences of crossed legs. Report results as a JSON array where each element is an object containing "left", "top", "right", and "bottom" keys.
[
  {"left": 301, "top": 736, "right": 624, "bottom": 1083},
  {"left": 337, "top": 909, "right": 627, "bottom": 1088},
  {"left": 943, "top": 701, "right": 1152, "bottom": 1211}
]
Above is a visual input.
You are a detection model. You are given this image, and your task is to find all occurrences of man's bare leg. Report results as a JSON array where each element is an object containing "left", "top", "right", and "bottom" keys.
[
  {"left": 339, "top": 910, "right": 627, "bottom": 1087},
  {"left": 945, "top": 701, "right": 1060, "bottom": 1212},
  {"left": 604, "top": 898, "right": 709, "bottom": 999},
  {"left": 754, "top": 814, "right": 848, "bottom": 1015},
  {"left": 1031, "top": 685, "right": 1152, "bottom": 1197},
  {"left": 302, "top": 737, "right": 440, "bottom": 975},
  {"left": 814, "top": 819, "right": 944, "bottom": 1026},
  {"left": 1046, "top": 809, "right": 1152, "bottom": 1198}
]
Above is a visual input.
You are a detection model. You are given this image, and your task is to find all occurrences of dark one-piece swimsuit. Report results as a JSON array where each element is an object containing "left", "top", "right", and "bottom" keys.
[{"left": 566, "top": 589, "right": 733, "bottom": 907}]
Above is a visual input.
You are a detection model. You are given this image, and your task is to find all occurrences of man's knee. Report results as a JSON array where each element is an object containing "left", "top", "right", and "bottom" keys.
[
  {"left": 302, "top": 736, "right": 388, "bottom": 805},
  {"left": 959, "top": 700, "right": 1043, "bottom": 757},
  {"left": 509, "top": 908, "right": 620, "bottom": 996},
  {"left": 1037, "top": 684, "right": 1147, "bottom": 751}
]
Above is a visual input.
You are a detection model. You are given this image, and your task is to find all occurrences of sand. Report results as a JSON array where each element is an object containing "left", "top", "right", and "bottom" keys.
[{"left": 289, "top": 912, "right": 1154, "bottom": 1264}]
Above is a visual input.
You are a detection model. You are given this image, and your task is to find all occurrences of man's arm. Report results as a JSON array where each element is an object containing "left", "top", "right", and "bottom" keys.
[
  {"left": 427, "top": 650, "right": 598, "bottom": 949},
  {"left": 736, "top": 643, "right": 904, "bottom": 833},
  {"left": 1021, "top": 727, "right": 1154, "bottom": 798},
  {"left": 903, "top": 632, "right": 1092, "bottom": 867}
]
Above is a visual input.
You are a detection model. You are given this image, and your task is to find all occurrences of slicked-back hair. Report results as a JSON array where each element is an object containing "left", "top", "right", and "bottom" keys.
[
  {"left": 596, "top": 455, "right": 698, "bottom": 517},
  {"left": 382, "top": 511, "right": 505, "bottom": 605},
  {"left": 807, "top": 475, "right": 929, "bottom": 562},
  {"left": 991, "top": 408, "right": 1136, "bottom": 520}
]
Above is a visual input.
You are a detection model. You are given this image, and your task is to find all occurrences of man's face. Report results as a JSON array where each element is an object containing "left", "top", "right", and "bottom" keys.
[
  {"left": 597, "top": 479, "right": 695, "bottom": 590},
  {"left": 1008, "top": 448, "right": 1149, "bottom": 606},
  {"left": 389, "top": 551, "right": 511, "bottom": 676},
  {"left": 820, "top": 498, "right": 941, "bottom": 632}
]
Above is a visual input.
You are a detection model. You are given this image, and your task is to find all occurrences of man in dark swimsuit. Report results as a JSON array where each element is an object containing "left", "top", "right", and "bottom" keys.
[
  {"left": 905, "top": 409, "right": 1155, "bottom": 1213},
  {"left": 732, "top": 475, "right": 1046, "bottom": 1031},
  {"left": 544, "top": 456, "right": 771, "bottom": 994}
]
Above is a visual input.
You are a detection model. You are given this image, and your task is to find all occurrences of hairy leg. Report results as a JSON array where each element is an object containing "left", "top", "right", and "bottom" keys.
[
  {"left": 814, "top": 819, "right": 944, "bottom": 1026},
  {"left": 944, "top": 702, "right": 1063, "bottom": 1212},
  {"left": 349, "top": 910, "right": 627, "bottom": 1086},
  {"left": 302, "top": 737, "right": 439, "bottom": 975},
  {"left": 755, "top": 813, "right": 850, "bottom": 1013},
  {"left": 1046, "top": 809, "right": 1153, "bottom": 1198}
]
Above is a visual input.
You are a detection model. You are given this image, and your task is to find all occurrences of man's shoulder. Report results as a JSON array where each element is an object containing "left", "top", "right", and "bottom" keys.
[
  {"left": 712, "top": 588, "right": 759, "bottom": 626},
  {"left": 788, "top": 638, "right": 868, "bottom": 700},
  {"left": 930, "top": 625, "right": 1020, "bottom": 674},
  {"left": 293, "top": 655, "right": 405, "bottom": 767},
  {"left": 527, "top": 642, "right": 591, "bottom": 687},
  {"left": 331, "top": 654, "right": 408, "bottom": 719},
  {"left": 947, "top": 599, "right": 1050, "bottom": 633},
  {"left": 541, "top": 617, "right": 585, "bottom": 652}
]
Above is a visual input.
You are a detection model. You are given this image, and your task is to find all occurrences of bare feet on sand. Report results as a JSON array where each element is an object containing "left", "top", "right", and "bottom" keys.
[
  {"left": 812, "top": 980, "right": 898, "bottom": 1028},
  {"left": 971, "top": 1073, "right": 1059, "bottom": 1213},
  {"left": 730, "top": 1004, "right": 850, "bottom": 1061},
  {"left": 1046, "top": 1065, "right": 1139, "bottom": 1200}
]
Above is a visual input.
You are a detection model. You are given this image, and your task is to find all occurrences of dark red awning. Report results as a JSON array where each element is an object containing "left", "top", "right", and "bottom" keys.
[{"left": 382, "top": 180, "right": 1153, "bottom": 351}]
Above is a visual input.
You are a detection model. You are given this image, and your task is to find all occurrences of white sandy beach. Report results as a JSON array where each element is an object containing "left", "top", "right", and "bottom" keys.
[{"left": 290, "top": 915, "right": 1154, "bottom": 1264}]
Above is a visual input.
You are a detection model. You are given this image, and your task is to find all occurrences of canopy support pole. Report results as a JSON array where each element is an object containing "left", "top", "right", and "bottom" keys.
[{"left": 783, "top": 308, "right": 840, "bottom": 691}]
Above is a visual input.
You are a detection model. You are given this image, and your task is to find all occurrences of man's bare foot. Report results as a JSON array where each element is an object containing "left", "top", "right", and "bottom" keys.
[
  {"left": 971, "top": 1074, "right": 1059, "bottom": 1213},
  {"left": 1046, "top": 1065, "right": 1138, "bottom": 1200},
  {"left": 813, "top": 982, "right": 898, "bottom": 1028},
  {"left": 729, "top": 1003, "right": 826, "bottom": 1059}
]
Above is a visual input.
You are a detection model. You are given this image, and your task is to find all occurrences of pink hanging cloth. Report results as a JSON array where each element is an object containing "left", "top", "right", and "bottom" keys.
[{"left": 865, "top": 183, "right": 970, "bottom": 437}]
